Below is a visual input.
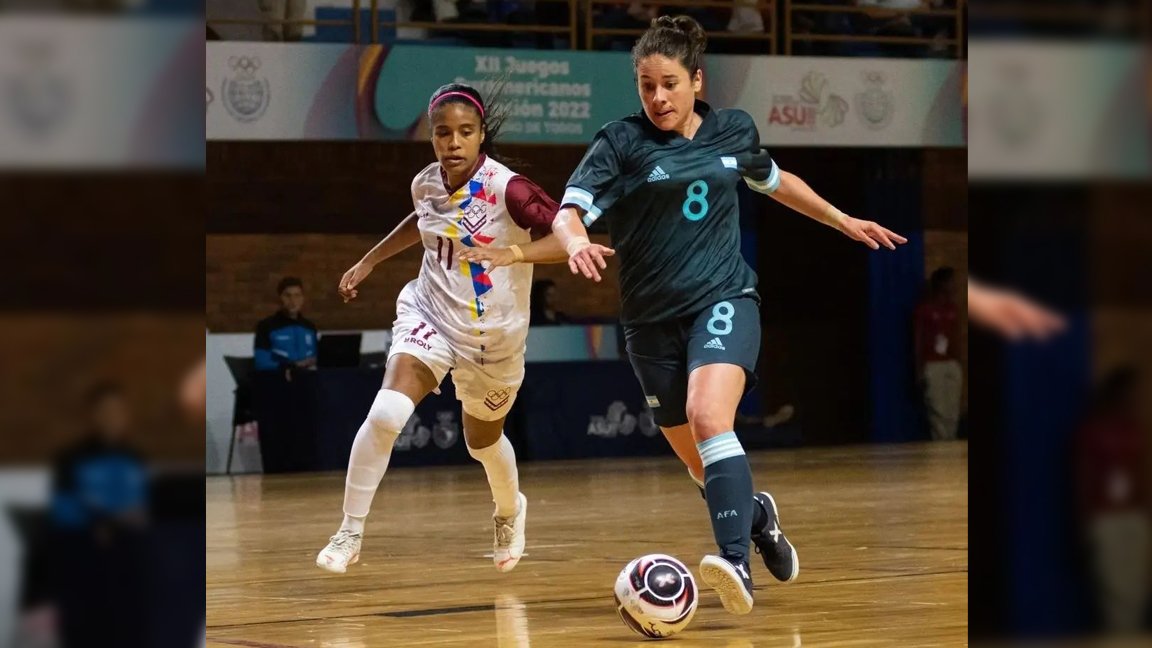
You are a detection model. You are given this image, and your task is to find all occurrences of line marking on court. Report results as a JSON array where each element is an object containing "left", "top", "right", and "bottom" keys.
[
  {"left": 380, "top": 603, "right": 497, "bottom": 618},
  {"left": 213, "top": 640, "right": 302, "bottom": 648}
]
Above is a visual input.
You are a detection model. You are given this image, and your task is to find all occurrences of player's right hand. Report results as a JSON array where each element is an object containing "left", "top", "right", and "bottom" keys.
[
  {"left": 338, "top": 262, "right": 374, "bottom": 303},
  {"left": 458, "top": 246, "right": 515, "bottom": 268},
  {"left": 568, "top": 243, "right": 614, "bottom": 283}
]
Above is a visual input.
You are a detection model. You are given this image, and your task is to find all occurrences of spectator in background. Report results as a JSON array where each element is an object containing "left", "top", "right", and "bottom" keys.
[
  {"left": 530, "top": 279, "right": 570, "bottom": 326},
  {"left": 258, "top": 0, "right": 306, "bottom": 41},
  {"left": 727, "top": 0, "right": 764, "bottom": 33},
  {"left": 1076, "top": 366, "right": 1149, "bottom": 634},
  {"left": 595, "top": 3, "right": 659, "bottom": 50},
  {"left": 254, "top": 277, "right": 318, "bottom": 375},
  {"left": 410, "top": 0, "right": 466, "bottom": 23},
  {"left": 524, "top": 0, "right": 571, "bottom": 49},
  {"left": 914, "top": 266, "right": 962, "bottom": 440},
  {"left": 854, "top": 0, "right": 925, "bottom": 56}
]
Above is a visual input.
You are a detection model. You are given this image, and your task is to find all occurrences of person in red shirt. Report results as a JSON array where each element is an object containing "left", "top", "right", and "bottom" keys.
[
  {"left": 914, "top": 267, "right": 963, "bottom": 440},
  {"left": 1076, "top": 366, "right": 1150, "bottom": 633}
]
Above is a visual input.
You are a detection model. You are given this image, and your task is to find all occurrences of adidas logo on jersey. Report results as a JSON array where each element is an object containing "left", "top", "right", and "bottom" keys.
[
  {"left": 704, "top": 337, "right": 726, "bottom": 351},
  {"left": 647, "top": 166, "right": 670, "bottom": 183}
]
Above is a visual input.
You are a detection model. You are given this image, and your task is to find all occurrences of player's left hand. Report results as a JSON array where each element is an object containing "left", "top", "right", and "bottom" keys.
[
  {"left": 568, "top": 243, "right": 615, "bottom": 282},
  {"left": 838, "top": 216, "right": 908, "bottom": 251},
  {"left": 458, "top": 246, "right": 515, "bottom": 268},
  {"left": 734, "top": 146, "right": 775, "bottom": 182}
]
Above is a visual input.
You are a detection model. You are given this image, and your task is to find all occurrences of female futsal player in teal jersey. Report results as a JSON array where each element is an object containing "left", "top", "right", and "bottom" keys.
[{"left": 463, "top": 15, "right": 907, "bottom": 616}]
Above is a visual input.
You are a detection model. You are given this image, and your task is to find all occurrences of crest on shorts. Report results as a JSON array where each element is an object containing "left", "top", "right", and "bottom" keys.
[{"left": 484, "top": 388, "right": 511, "bottom": 411}]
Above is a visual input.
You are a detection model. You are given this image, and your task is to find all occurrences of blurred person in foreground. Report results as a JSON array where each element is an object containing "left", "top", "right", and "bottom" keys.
[
  {"left": 181, "top": 358, "right": 205, "bottom": 422},
  {"left": 968, "top": 279, "right": 1064, "bottom": 341},
  {"left": 51, "top": 383, "right": 147, "bottom": 544},
  {"left": 180, "top": 358, "right": 207, "bottom": 648},
  {"left": 1076, "top": 366, "right": 1150, "bottom": 635},
  {"left": 49, "top": 382, "right": 150, "bottom": 648},
  {"left": 915, "top": 267, "right": 963, "bottom": 440}
]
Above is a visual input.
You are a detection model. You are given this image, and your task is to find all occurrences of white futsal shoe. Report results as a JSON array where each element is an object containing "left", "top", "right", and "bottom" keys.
[
  {"left": 493, "top": 492, "right": 527, "bottom": 572},
  {"left": 316, "top": 529, "right": 362, "bottom": 573}
]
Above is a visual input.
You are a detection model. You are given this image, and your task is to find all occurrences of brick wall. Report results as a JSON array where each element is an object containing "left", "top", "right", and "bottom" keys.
[
  {"left": 206, "top": 233, "right": 619, "bottom": 332},
  {"left": 0, "top": 315, "right": 205, "bottom": 463},
  {"left": 922, "top": 149, "right": 967, "bottom": 231},
  {"left": 208, "top": 141, "right": 588, "bottom": 234}
]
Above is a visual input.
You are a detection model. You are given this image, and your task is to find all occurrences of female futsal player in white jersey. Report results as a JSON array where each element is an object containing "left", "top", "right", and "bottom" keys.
[{"left": 315, "top": 83, "right": 612, "bottom": 574}]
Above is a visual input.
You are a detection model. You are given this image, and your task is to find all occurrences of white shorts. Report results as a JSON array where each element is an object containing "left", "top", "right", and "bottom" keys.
[{"left": 388, "top": 296, "right": 524, "bottom": 422}]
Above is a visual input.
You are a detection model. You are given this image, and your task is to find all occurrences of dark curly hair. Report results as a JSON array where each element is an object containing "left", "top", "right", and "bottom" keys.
[{"left": 631, "top": 15, "right": 708, "bottom": 74}]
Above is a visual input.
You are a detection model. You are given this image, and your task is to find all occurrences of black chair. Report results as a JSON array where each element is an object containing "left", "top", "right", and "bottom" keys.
[
  {"left": 6, "top": 506, "right": 51, "bottom": 612},
  {"left": 222, "top": 356, "right": 256, "bottom": 474}
]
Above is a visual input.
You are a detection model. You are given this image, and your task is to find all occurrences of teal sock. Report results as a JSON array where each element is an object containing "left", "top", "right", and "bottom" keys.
[{"left": 697, "top": 432, "right": 754, "bottom": 562}]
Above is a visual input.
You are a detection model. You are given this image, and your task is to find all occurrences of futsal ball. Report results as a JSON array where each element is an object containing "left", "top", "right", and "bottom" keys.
[{"left": 613, "top": 553, "right": 698, "bottom": 638}]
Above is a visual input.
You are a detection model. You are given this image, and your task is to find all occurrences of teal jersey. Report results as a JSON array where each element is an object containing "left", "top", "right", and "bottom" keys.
[{"left": 562, "top": 100, "right": 781, "bottom": 326}]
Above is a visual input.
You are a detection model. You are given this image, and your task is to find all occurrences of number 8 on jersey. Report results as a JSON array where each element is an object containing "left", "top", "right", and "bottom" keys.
[{"left": 682, "top": 180, "right": 710, "bottom": 221}]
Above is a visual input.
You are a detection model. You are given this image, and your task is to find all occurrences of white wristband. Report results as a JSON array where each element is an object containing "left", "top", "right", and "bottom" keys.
[{"left": 565, "top": 237, "right": 590, "bottom": 256}]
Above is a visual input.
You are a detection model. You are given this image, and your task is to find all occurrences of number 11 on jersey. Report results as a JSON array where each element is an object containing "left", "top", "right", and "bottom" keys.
[{"left": 436, "top": 236, "right": 454, "bottom": 270}]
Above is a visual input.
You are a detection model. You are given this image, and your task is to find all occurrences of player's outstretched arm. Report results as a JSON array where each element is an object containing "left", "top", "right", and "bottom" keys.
[
  {"left": 968, "top": 279, "right": 1065, "bottom": 341},
  {"left": 338, "top": 210, "right": 420, "bottom": 303},
  {"left": 770, "top": 171, "right": 908, "bottom": 251},
  {"left": 457, "top": 234, "right": 614, "bottom": 267},
  {"left": 552, "top": 206, "right": 613, "bottom": 282}
]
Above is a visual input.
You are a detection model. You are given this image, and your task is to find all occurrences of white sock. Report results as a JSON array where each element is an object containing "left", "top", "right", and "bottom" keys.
[
  {"left": 468, "top": 434, "right": 520, "bottom": 518},
  {"left": 339, "top": 389, "right": 412, "bottom": 534},
  {"left": 341, "top": 513, "right": 366, "bottom": 535},
  {"left": 340, "top": 418, "right": 397, "bottom": 534}
]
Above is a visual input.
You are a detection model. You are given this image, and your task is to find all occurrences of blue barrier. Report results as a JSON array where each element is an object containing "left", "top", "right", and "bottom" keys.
[{"left": 253, "top": 361, "right": 801, "bottom": 473}]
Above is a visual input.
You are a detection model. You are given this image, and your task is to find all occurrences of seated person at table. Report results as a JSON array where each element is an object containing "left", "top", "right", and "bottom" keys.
[{"left": 254, "top": 277, "right": 318, "bottom": 373}]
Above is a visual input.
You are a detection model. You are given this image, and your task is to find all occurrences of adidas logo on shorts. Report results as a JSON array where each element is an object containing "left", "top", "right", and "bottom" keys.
[
  {"left": 647, "top": 166, "right": 670, "bottom": 183},
  {"left": 704, "top": 337, "right": 726, "bottom": 351}
]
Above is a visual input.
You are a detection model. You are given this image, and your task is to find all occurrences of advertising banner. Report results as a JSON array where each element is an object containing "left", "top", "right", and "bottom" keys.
[
  {"left": 207, "top": 42, "right": 966, "bottom": 149},
  {"left": 705, "top": 55, "right": 964, "bottom": 147},
  {"left": 358, "top": 44, "right": 638, "bottom": 144},
  {"left": 206, "top": 42, "right": 360, "bottom": 140}
]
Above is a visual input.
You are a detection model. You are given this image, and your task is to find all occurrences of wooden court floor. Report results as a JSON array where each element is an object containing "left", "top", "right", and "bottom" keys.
[{"left": 207, "top": 442, "right": 968, "bottom": 647}]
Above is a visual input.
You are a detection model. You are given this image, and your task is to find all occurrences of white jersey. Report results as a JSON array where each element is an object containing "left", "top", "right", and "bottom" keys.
[{"left": 404, "top": 156, "right": 535, "bottom": 364}]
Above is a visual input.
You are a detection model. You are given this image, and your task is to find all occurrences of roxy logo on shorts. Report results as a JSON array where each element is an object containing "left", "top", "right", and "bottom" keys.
[
  {"left": 405, "top": 321, "right": 438, "bottom": 349},
  {"left": 484, "top": 388, "right": 511, "bottom": 411}
]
